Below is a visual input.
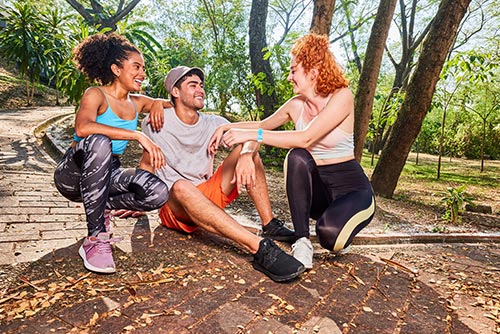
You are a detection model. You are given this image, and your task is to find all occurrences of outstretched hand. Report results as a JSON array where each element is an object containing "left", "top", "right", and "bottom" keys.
[{"left": 221, "top": 129, "right": 255, "bottom": 148}]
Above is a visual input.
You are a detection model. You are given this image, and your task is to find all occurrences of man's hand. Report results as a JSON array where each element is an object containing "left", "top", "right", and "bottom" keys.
[
  {"left": 208, "top": 126, "right": 226, "bottom": 155},
  {"left": 232, "top": 152, "right": 256, "bottom": 194}
]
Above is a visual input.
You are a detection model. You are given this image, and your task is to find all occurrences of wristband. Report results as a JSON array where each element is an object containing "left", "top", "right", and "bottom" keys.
[{"left": 257, "top": 128, "right": 263, "bottom": 143}]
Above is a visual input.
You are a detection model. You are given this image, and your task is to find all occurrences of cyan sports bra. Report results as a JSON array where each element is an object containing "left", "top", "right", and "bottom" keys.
[
  {"left": 73, "top": 88, "right": 138, "bottom": 155},
  {"left": 295, "top": 102, "right": 354, "bottom": 160}
]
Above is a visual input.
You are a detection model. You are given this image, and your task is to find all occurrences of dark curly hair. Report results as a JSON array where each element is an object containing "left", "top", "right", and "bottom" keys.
[
  {"left": 72, "top": 33, "right": 141, "bottom": 85},
  {"left": 291, "top": 33, "right": 349, "bottom": 96}
]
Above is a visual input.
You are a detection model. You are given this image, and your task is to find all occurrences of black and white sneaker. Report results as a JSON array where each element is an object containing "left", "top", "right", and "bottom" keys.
[
  {"left": 253, "top": 238, "right": 305, "bottom": 282},
  {"left": 262, "top": 218, "right": 296, "bottom": 242}
]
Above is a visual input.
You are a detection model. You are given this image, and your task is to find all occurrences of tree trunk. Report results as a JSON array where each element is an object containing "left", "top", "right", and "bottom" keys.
[
  {"left": 371, "top": 0, "right": 434, "bottom": 156},
  {"left": 310, "top": 0, "right": 336, "bottom": 35},
  {"left": 371, "top": 0, "right": 472, "bottom": 198},
  {"left": 249, "top": 0, "right": 279, "bottom": 121},
  {"left": 353, "top": 0, "right": 397, "bottom": 161}
]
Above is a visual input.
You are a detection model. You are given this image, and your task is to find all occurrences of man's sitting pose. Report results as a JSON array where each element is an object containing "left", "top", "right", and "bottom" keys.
[{"left": 140, "top": 66, "right": 304, "bottom": 282}]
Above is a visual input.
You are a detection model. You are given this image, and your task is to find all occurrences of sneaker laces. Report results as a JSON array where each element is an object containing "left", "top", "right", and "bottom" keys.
[
  {"left": 292, "top": 238, "right": 311, "bottom": 252},
  {"left": 93, "top": 236, "right": 122, "bottom": 254},
  {"left": 256, "top": 240, "right": 282, "bottom": 267},
  {"left": 264, "top": 218, "right": 284, "bottom": 232},
  {"left": 271, "top": 219, "right": 285, "bottom": 227}
]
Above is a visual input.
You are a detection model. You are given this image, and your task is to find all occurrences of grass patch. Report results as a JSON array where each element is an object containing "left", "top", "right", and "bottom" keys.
[{"left": 362, "top": 151, "right": 499, "bottom": 212}]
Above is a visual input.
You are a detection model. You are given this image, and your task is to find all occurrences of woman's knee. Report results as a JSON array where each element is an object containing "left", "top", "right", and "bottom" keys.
[
  {"left": 316, "top": 221, "right": 337, "bottom": 250},
  {"left": 286, "top": 148, "right": 311, "bottom": 164},
  {"left": 316, "top": 201, "right": 375, "bottom": 251},
  {"left": 84, "top": 134, "right": 112, "bottom": 155},
  {"left": 150, "top": 180, "right": 169, "bottom": 208}
]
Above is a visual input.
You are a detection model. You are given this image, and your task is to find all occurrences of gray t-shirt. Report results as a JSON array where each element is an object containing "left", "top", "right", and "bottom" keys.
[{"left": 142, "top": 108, "right": 229, "bottom": 188}]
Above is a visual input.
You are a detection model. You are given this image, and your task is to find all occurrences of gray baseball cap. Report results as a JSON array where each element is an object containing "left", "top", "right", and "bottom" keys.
[{"left": 164, "top": 66, "right": 204, "bottom": 94}]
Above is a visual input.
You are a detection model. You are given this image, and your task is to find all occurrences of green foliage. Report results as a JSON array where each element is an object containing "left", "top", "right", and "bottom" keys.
[
  {"left": 117, "top": 20, "right": 162, "bottom": 64},
  {"left": 54, "top": 21, "right": 95, "bottom": 108},
  {"left": 0, "top": 1, "right": 50, "bottom": 104},
  {"left": 418, "top": 50, "right": 500, "bottom": 160},
  {"left": 438, "top": 185, "right": 474, "bottom": 224}
]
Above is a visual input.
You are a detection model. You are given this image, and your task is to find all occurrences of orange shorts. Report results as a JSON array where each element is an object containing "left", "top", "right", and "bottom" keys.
[{"left": 158, "top": 164, "right": 239, "bottom": 233}]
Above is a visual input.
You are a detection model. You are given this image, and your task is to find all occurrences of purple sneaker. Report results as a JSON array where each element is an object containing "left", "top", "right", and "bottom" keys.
[{"left": 78, "top": 232, "right": 120, "bottom": 274}]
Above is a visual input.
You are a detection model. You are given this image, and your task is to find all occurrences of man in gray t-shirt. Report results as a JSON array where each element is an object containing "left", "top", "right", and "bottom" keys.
[{"left": 140, "top": 66, "right": 305, "bottom": 283}]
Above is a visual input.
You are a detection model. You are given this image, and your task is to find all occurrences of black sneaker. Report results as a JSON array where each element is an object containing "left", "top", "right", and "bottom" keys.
[
  {"left": 253, "top": 238, "right": 305, "bottom": 282},
  {"left": 262, "top": 218, "right": 296, "bottom": 242}
]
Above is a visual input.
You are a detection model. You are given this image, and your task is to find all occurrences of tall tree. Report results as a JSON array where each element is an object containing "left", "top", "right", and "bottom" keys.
[
  {"left": 64, "top": 0, "right": 140, "bottom": 30},
  {"left": 371, "top": 0, "right": 472, "bottom": 198},
  {"left": 353, "top": 0, "right": 397, "bottom": 161},
  {"left": 310, "top": 0, "right": 335, "bottom": 35},
  {"left": 371, "top": 0, "right": 435, "bottom": 154},
  {"left": 249, "top": 0, "right": 279, "bottom": 121}
]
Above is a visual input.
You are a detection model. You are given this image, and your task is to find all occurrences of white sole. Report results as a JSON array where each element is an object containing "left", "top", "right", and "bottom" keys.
[{"left": 78, "top": 245, "right": 116, "bottom": 274}]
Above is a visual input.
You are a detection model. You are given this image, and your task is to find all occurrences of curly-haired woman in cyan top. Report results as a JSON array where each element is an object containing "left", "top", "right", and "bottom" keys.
[
  {"left": 54, "top": 33, "right": 171, "bottom": 274},
  {"left": 210, "top": 33, "right": 375, "bottom": 269}
]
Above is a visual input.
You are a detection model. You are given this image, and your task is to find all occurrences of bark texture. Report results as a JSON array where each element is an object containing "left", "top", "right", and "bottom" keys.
[
  {"left": 249, "top": 0, "right": 278, "bottom": 120},
  {"left": 371, "top": 0, "right": 472, "bottom": 198},
  {"left": 353, "top": 0, "right": 398, "bottom": 161},
  {"left": 310, "top": 0, "right": 336, "bottom": 35}
]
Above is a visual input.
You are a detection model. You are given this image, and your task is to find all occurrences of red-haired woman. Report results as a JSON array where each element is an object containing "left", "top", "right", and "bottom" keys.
[{"left": 209, "top": 33, "right": 375, "bottom": 269}]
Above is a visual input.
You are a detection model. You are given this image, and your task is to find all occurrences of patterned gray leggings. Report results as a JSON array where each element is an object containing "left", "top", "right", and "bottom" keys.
[{"left": 54, "top": 134, "right": 168, "bottom": 236}]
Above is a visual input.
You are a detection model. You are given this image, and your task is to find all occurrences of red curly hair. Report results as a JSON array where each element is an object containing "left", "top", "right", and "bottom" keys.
[{"left": 291, "top": 33, "right": 349, "bottom": 96}]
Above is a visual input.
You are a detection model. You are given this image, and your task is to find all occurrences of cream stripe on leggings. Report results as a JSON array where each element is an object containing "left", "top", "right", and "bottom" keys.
[{"left": 285, "top": 148, "right": 375, "bottom": 251}]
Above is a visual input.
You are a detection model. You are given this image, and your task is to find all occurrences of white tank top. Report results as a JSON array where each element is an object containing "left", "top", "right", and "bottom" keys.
[{"left": 295, "top": 104, "right": 354, "bottom": 160}]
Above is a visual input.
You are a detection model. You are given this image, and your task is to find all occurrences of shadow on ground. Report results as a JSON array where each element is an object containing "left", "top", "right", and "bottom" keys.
[{"left": 2, "top": 217, "right": 498, "bottom": 333}]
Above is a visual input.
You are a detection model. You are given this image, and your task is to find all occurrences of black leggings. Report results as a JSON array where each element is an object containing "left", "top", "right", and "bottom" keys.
[
  {"left": 54, "top": 134, "right": 168, "bottom": 236},
  {"left": 285, "top": 149, "right": 375, "bottom": 252}
]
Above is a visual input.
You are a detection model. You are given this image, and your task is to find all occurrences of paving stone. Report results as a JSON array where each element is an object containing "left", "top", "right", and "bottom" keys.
[
  {"left": 300, "top": 316, "right": 343, "bottom": 334},
  {"left": 56, "top": 296, "right": 123, "bottom": 327},
  {"left": 41, "top": 229, "right": 86, "bottom": 240},
  {"left": 0, "top": 214, "right": 30, "bottom": 223},
  {"left": 50, "top": 207, "right": 85, "bottom": 215},
  {"left": 92, "top": 315, "right": 136, "bottom": 334},
  {"left": 1, "top": 207, "right": 49, "bottom": 215},
  {"left": 247, "top": 317, "right": 297, "bottom": 334},
  {"left": 349, "top": 269, "right": 413, "bottom": 333},
  {"left": 19, "top": 201, "right": 69, "bottom": 208},
  {"left": 0, "top": 232, "right": 40, "bottom": 243},
  {"left": 190, "top": 302, "right": 256, "bottom": 333},
  {"left": 6, "top": 222, "right": 64, "bottom": 232}
]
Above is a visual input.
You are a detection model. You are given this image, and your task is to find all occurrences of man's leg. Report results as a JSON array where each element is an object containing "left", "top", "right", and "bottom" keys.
[
  {"left": 219, "top": 146, "right": 295, "bottom": 242},
  {"left": 167, "top": 179, "right": 261, "bottom": 253},
  {"left": 166, "top": 179, "right": 306, "bottom": 282}
]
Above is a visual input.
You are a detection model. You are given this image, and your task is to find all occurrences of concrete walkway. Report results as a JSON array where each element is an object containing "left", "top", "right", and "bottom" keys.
[{"left": 0, "top": 107, "right": 499, "bottom": 333}]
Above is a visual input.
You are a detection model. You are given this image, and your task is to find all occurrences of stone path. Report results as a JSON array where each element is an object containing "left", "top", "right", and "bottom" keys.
[{"left": 0, "top": 107, "right": 499, "bottom": 333}]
